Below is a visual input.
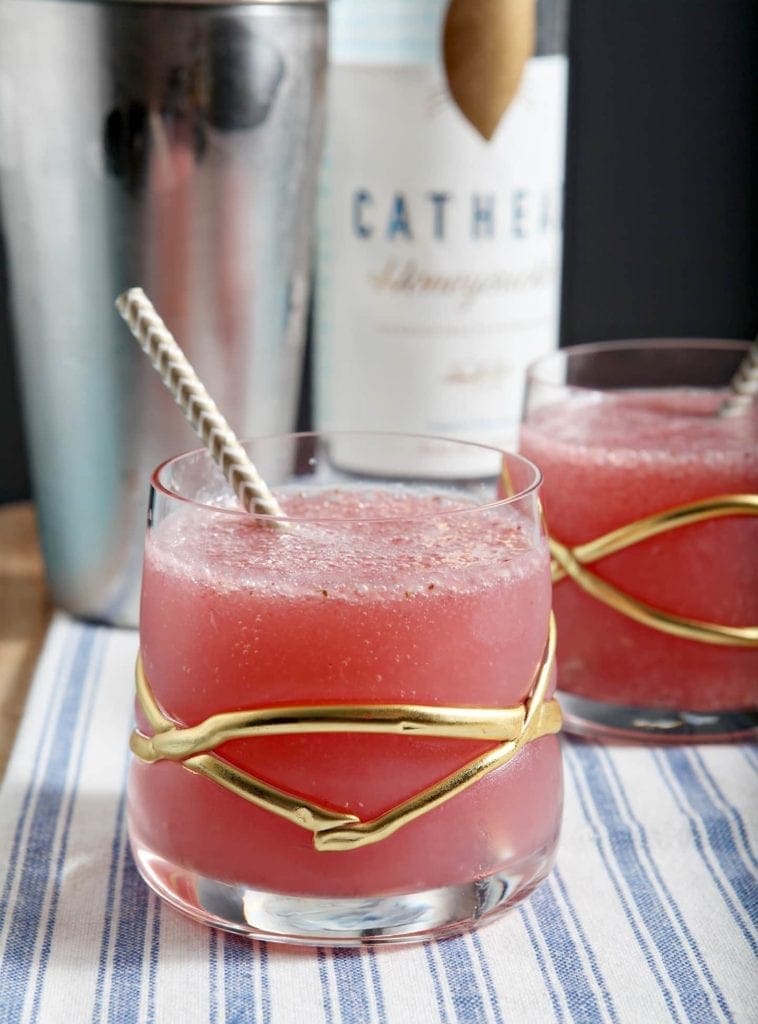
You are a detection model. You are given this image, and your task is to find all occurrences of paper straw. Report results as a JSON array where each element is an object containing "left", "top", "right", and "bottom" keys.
[
  {"left": 718, "top": 339, "right": 758, "bottom": 418},
  {"left": 115, "top": 287, "right": 286, "bottom": 521}
]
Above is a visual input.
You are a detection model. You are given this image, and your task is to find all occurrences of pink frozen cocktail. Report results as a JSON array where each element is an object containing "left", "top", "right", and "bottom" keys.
[
  {"left": 520, "top": 340, "right": 758, "bottom": 741},
  {"left": 127, "top": 433, "right": 561, "bottom": 944}
]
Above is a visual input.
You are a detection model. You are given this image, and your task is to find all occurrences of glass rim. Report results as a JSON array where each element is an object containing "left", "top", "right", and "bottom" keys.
[
  {"left": 525, "top": 337, "right": 752, "bottom": 390},
  {"left": 150, "top": 430, "right": 543, "bottom": 524}
]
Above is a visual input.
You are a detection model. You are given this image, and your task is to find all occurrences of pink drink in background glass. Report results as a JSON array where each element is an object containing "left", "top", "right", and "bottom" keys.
[
  {"left": 520, "top": 341, "right": 758, "bottom": 741},
  {"left": 127, "top": 434, "right": 561, "bottom": 944}
]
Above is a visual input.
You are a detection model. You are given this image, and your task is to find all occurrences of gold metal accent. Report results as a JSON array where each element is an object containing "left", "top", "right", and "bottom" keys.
[
  {"left": 499, "top": 459, "right": 516, "bottom": 499},
  {"left": 132, "top": 615, "right": 560, "bottom": 851},
  {"left": 550, "top": 494, "right": 758, "bottom": 648}
]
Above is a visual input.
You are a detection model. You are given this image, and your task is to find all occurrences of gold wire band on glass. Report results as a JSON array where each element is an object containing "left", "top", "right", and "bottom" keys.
[
  {"left": 131, "top": 614, "right": 560, "bottom": 852},
  {"left": 550, "top": 493, "right": 758, "bottom": 648}
]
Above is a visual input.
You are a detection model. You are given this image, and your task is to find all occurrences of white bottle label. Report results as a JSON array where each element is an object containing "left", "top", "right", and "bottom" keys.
[{"left": 315, "top": 56, "right": 568, "bottom": 477}]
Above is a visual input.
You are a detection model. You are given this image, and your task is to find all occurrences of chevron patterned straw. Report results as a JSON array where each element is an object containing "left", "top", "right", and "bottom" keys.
[
  {"left": 115, "top": 287, "right": 286, "bottom": 522},
  {"left": 718, "top": 338, "right": 758, "bottom": 418}
]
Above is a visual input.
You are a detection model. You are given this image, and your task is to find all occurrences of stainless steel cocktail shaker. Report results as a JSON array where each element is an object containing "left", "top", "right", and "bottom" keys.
[{"left": 0, "top": 0, "right": 327, "bottom": 624}]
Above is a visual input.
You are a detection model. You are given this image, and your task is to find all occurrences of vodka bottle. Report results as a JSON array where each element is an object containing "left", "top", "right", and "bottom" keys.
[{"left": 314, "top": 0, "right": 569, "bottom": 475}]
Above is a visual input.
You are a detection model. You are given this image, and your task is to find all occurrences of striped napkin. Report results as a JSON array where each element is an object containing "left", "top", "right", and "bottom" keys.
[{"left": 0, "top": 615, "right": 755, "bottom": 1024}]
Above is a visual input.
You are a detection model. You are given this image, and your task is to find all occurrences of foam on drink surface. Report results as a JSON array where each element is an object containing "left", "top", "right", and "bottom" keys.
[
  {"left": 521, "top": 389, "right": 757, "bottom": 541},
  {"left": 147, "top": 485, "right": 545, "bottom": 599},
  {"left": 525, "top": 389, "right": 758, "bottom": 467}
]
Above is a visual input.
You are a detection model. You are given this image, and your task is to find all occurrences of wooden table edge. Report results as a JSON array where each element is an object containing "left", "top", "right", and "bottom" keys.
[{"left": 0, "top": 502, "right": 52, "bottom": 780}]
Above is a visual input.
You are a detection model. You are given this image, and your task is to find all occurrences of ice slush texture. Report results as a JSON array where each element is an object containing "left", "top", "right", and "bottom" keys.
[
  {"left": 128, "top": 486, "right": 560, "bottom": 896},
  {"left": 520, "top": 389, "right": 758, "bottom": 710}
]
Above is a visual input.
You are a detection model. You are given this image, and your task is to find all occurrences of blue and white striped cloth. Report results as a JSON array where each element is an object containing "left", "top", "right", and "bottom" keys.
[{"left": 0, "top": 616, "right": 756, "bottom": 1023}]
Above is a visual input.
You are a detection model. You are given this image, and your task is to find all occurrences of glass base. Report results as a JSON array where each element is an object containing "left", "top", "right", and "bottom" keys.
[
  {"left": 560, "top": 691, "right": 758, "bottom": 743},
  {"left": 131, "top": 843, "right": 555, "bottom": 946}
]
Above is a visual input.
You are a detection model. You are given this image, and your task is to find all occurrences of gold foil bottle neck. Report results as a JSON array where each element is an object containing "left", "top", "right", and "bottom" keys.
[{"left": 443, "top": 0, "right": 536, "bottom": 141}]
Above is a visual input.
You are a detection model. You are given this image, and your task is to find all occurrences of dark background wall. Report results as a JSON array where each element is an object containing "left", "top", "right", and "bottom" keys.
[
  {"left": 1, "top": 0, "right": 756, "bottom": 503},
  {"left": 0, "top": 231, "right": 29, "bottom": 503},
  {"left": 560, "top": 0, "right": 757, "bottom": 344}
]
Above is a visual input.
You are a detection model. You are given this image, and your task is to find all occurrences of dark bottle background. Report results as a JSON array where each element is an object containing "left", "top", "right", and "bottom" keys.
[
  {"left": 560, "top": 0, "right": 757, "bottom": 346},
  {"left": 2, "top": 0, "right": 756, "bottom": 503}
]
